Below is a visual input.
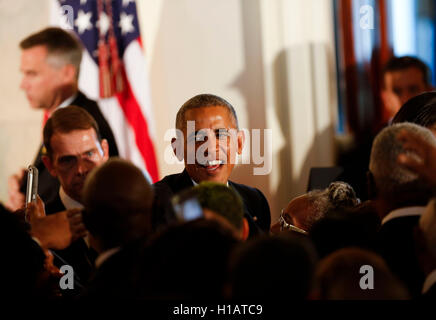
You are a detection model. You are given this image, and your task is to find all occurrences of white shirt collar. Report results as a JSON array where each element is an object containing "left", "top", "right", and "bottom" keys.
[
  {"left": 59, "top": 187, "right": 84, "bottom": 210},
  {"left": 381, "top": 206, "right": 425, "bottom": 225},
  {"left": 190, "top": 178, "right": 229, "bottom": 187},
  {"left": 95, "top": 247, "right": 121, "bottom": 269},
  {"left": 423, "top": 269, "right": 436, "bottom": 294},
  {"left": 57, "top": 93, "right": 78, "bottom": 110}
]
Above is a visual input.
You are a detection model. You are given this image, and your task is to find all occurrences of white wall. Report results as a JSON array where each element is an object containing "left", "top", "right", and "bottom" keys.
[
  {"left": 0, "top": 0, "right": 337, "bottom": 222},
  {"left": 0, "top": 0, "right": 50, "bottom": 203}
]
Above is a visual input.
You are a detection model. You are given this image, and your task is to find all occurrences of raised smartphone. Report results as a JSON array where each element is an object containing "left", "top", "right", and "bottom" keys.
[{"left": 25, "top": 165, "right": 38, "bottom": 207}]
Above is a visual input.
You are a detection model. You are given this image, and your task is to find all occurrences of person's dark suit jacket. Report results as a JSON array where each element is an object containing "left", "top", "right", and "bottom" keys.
[
  {"left": 45, "top": 194, "right": 96, "bottom": 294},
  {"left": 20, "top": 91, "right": 119, "bottom": 205},
  {"left": 151, "top": 169, "right": 271, "bottom": 238},
  {"left": 82, "top": 240, "right": 146, "bottom": 299},
  {"left": 423, "top": 282, "right": 436, "bottom": 300},
  {"left": 377, "top": 214, "right": 425, "bottom": 299}
]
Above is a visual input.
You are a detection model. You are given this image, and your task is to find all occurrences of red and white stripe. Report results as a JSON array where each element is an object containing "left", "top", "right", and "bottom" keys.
[{"left": 51, "top": 1, "right": 159, "bottom": 182}]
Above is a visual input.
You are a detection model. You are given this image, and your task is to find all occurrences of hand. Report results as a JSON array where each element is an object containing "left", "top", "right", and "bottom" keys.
[
  {"left": 26, "top": 195, "right": 46, "bottom": 223},
  {"left": 396, "top": 129, "right": 436, "bottom": 185},
  {"left": 67, "top": 209, "right": 88, "bottom": 243},
  {"left": 30, "top": 211, "right": 72, "bottom": 250},
  {"left": 5, "top": 168, "right": 26, "bottom": 211}
]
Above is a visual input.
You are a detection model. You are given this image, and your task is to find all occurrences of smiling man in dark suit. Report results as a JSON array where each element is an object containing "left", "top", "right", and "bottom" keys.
[
  {"left": 6, "top": 27, "right": 118, "bottom": 211},
  {"left": 152, "top": 94, "right": 271, "bottom": 237}
]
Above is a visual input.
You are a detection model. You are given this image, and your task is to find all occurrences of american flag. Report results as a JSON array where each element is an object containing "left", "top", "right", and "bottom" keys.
[{"left": 51, "top": 0, "right": 159, "bottom": 182}]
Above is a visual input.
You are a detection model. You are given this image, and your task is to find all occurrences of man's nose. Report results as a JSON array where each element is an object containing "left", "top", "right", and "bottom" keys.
[
  {"left": 203, "top": 135, "right": 219, "bottom": 157},
  {"left": 20, "top": 77, "right": 28, "bottom": 91},
  {"left": 76, "top": 158, "right": 90, "bottom": 175}
]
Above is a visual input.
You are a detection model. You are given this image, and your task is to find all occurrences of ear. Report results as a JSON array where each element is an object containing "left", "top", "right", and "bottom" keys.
[
  {"left": 237, "top": 130, "right": 245, "bottom": 155},
  {"left": 172, "top": 137, "right": 184, "bottom": 162},
  {"left": 240, "top": 217, "right": 249, "bottom": 241},
  {"left": 100, "top": 139, "right": 109, "bottom": 161},
  {"left": 366, "top": 170, "right": 376, "bottom": 200},
  {"left": 42, "top": 155, "right": 57, "bottom": 178},
  {"left": 62, "top": 64, "right": 77, "bottom": 84}
]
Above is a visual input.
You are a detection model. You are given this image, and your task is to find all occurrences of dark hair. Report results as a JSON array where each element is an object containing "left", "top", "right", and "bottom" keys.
[
  {"left": 392, "top": 92, "right": 436, "bottom": 128},
  {"left": 315, "top": 247, "right": 409, "bottom": 299},
  {"left": 309, "top": 201, "right": 381, "bottom": 258},
  {"left": 20, "top": 27, "right": 82, "bottom": 73},
  {"left": 185, "top": 182, "right": 244, "bottom": 229},
  {"left": 142, "top": 219, "right": 237, "bottom": 299},
  {"left": 43, "top": 106, "right": 101, "bottom": 158},
  {"left": 82, "top": 158, "right": 154, "bottom": 250},
  {"left": 383, "top": 56, "right": 431, "bottom": 87},
  {"left": 175, "top": 94, "right": 239, "bottom": 130},
  {"left": 229, "top": 233, "right": 317, "bottom": 300}
]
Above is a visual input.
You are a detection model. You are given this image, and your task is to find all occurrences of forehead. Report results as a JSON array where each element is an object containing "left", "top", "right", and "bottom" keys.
[
  {"left": 21, "top": 45, "right": 48, "bottom": 66},
  {"left": 286, "top": 195, "right": 310, "bottom": 213},
  {"left": 183, "top": 106, "right": 236, "bottom": 130},
  {"left": 50, "top": 128, "right": 98, "bottom": 156},
  {"left": 385, "top": 67, "right": 426, "bottom": 87}
]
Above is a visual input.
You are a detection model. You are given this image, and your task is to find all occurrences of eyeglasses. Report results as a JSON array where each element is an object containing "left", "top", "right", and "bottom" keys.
[
  {"left": 279, "top": 210, "right": 307, "bottom": 235},
  {"left": 55, "top": 149, "right": 103, "bottom": 171}
]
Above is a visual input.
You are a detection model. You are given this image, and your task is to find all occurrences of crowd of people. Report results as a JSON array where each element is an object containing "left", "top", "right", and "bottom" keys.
[{"left": 2, "top": 27, "right": 436, "bottom": 301}]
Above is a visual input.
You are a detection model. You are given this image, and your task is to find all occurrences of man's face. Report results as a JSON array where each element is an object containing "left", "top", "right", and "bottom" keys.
[
  {"left": 20, "top": 45, "right": 68, "bottom": 110},
  {"left": 177, "top": 106, "right": 244, "bottom": 184},
  {"left": 43, "top": 128, "right": 109, "bottom": 202},
  {"left": 382, "top": 67, "right": 428, "bottom": 118}
]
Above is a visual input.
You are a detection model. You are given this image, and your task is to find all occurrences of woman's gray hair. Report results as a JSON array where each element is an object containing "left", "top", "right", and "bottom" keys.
[{"left": 306, "top": 181, "right": 359, "bottom": 229}]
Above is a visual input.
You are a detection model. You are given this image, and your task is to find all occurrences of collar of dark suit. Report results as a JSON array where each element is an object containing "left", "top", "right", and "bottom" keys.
[
  {"left": 179, "top": 168, "right": 233, "bottom": 188},
  {"left": 72, "top": 91, "right": 87, "bottom": 105}
]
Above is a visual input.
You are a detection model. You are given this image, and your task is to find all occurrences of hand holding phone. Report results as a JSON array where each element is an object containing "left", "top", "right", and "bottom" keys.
[{"left": 25, "top": 165, "right": 39, "bottom": 222}]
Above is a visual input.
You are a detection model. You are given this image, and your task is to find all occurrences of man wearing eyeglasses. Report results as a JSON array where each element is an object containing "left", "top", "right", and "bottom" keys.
[
  {"left": 42, "top": 106, "right": 109, "bottom": 214},
  {"left": 39, "top": 106, "right": 109, "bottom": 291}
]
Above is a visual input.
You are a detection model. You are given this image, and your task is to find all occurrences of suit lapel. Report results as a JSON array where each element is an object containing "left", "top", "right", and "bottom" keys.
[{"left": 173, "top": 169, "right": 195, "bottom": 193}]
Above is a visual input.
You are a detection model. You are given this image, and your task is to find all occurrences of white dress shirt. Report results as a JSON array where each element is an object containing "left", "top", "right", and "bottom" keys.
[{"left": 381, "top": 206, "right": 425, "bottom": 225}]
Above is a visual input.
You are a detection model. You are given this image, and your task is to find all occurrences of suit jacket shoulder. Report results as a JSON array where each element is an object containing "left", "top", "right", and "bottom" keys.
[
  {"left": 377, "top": 214, "right": 424, "bottom": 298},
  {"left": 151, "top": 170, "right": 193, "bottom": 229},
  {"left": 229, "top": 181, "right": 271, "bottom": 233},
  {"left": 151, "top": 170, "right": 271, "bottom": 236}
]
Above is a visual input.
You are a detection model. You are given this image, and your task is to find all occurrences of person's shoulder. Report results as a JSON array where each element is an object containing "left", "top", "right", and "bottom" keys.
[
  {"left": 72, "top": 91, "right": 99, "bottom": 109},
  {"left": 229, "top": 180, "right": 266, "bottom": 199},
  {"left": 380, "top": 214, "right": 420, "bottom": 231},
  {"left": 152, "top": 170, "right": 193, "bottom": 197},
  {"left": 153, "top": 172, "right": 184, "bottom": 188}
]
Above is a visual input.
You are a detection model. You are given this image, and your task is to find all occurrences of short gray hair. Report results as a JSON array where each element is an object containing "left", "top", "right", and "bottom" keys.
[
  {"left": 20, "top": 27, "right": 83, "bottom": 78},
  {"left": 305, "top": 181, "right": 359, "bottom": 230},
  {"left": 175, "top": 94, "right": 239, "bottom": 130},
  {"left": 369, "top": 122, "right": 436, "bottom": 198}
]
